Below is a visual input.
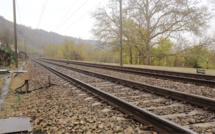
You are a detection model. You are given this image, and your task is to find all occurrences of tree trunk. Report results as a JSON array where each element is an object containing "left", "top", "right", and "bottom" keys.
[
  {"left": 144, "top": 46, "right": 150, "bottom": 65},
  {"left": 138, "top": 51, "right": 141, "bottom": 65},
  {"left": 144, "top": 55, "right": 150, "bottom": 65},
  {"left": 174, "top": 55, "right": 178, "bottom": 67},
  {"left": 129, "top": 49, "right": 133, "bottom": 64}
]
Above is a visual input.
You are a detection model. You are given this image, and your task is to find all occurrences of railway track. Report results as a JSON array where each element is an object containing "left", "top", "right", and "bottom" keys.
[
  {"left": 43, "top": 58, "right": 215, "bottom": 87},
  {"left": 42, "top": 59, "right": 215, "bottom": 99},
  {"left": 40, "top": 58, "right": 215, "bottom": 102},
  {"left": 16, "top": 62, "right": 154, "bottom": 133},
  {"left": 33, "top": 59, "right": 215, "bottom": 133}
]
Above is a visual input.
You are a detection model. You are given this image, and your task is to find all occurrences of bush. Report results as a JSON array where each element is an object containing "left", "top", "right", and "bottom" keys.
[
  {"left": 0, "top": 47, "right": 14, "bottom": 59},
  {"left": 0, "top": 46, "right": 15, "bottom": 66}
]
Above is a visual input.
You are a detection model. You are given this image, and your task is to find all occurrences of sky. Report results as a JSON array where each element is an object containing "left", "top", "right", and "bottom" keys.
[
  {"left": 0, "top": 0, "right": 214, "bottom": 41},
  {"left": 0, "top": 0, "right": 107, "bottom": 40}
]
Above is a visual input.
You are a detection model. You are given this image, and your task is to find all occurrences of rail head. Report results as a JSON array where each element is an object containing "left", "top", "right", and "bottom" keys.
[
  {"left": 41, "top": 58, "right": 215, "bottom": 87},
  {"left": 33, "top": 59, "right": 196, "bottom": 134},
  {"left": 42, "top": 58, "right": 215, "bottom": 78},
  {"left": 39, "top": 59, "right": 215, "bottom": 111}
]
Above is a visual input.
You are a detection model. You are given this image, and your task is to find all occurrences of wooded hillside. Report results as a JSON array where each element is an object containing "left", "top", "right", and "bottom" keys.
[{"left": 0, "top": 16, "right": 97, "bottom": 57}]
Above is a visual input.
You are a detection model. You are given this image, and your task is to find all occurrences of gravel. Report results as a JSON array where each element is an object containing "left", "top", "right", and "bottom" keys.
[
  {"left": 39, "top": 60, "right": 215, "bottom": 133},
  {"left": 53, "top": 61, "right": 215, "bottom": 99},
  {"left": 7, "top": 61, "right": 157, "bottom": 134}
]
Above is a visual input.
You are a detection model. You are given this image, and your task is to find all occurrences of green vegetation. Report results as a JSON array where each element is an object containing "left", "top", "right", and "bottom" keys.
[
  {"left": 1, "top": 0, "right": 214, "bottom": 70},
  {"left": 43, "top": 40, "right": 112, "bottom": 62},
  {"left": 43, "top": 38, "right": 215, "bottom": 69},
  {"left": 0, "top": 75, "right": 5, "bottom": 96},
  {"left": 0, "top": 104, "right": 4, "bottom": 111},
  {"left": 0, "top": 46, "right": 14, "bottom": 66},
  {"left": 88, "top": 0, "right": 215, "bottom": 69},
  {"left": 0, "top": 76, "right": 5, "bottom": 86},
  {"left": 17, "top": 94, "right": 22, "bottom": 102},
  {"left": 0, "top": 16, "right": 97, "bottom": 58},
  {"left": 0, "top": 47, "right": 14, "bottom": 58}
]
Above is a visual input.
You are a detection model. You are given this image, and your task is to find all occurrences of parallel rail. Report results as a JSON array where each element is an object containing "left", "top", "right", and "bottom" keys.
[
  {"left": 43, "top": 58, "right": 215, "bottom": 87},
  {"left": 32, "top": 59, "right": 196, "bottom": 133},
  {"left": 39, "top": 59, "right": 215, "bottom": 111}
]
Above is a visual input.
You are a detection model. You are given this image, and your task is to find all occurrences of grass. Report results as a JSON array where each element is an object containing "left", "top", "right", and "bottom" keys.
[
  {"left": 0, "top": 60, "right": 24, "bottom": 70},
  {"left": 0, "top": 60, "right": 25, "bottom": 118},
  {"left": 9, "top": 60, "right": 24, "bottom": 70},
  {"left": 0, "top": 104, "right": 4, "bottom": 111},
  {"left": 17, "top": 94, "right": 22, "bottom": 102},
  {"left": 0, "top": 84, "right": 24, "bottom": 118},
  {"left": 0, "top": 74, "right": 6, "bottom": 96}
]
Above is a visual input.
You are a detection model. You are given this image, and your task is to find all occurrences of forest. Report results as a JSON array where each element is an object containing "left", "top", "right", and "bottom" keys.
[
  {"left": 42, "top": 38, "right": 215, "bottom": 69},
  {"left": 43, "top": 0, "right": 215, "bottom": 69},
  {"left": 0, "top": 16, "right": 97, "bottom": 58},
  {"left": 1, "top": 0, "right": 215, "bottom": 69}
]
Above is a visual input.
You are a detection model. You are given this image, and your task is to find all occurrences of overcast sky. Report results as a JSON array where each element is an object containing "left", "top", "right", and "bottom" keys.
[
  {"left": 0, "top": 0, "right": 214, "bottom": 41},
  {"left": 0, "top": 0, "right": 107, "bottom": 40}
]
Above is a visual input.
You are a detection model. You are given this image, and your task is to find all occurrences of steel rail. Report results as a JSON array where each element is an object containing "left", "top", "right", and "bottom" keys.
[
  {"left": 39, "top": 59, "right": 215, "bottom": 111},
  {"left": 43, "top": 58, "right": 215, "bottom": 87},
  {"left": 32, "top": 59, "right": 196, "bottom": 133}
]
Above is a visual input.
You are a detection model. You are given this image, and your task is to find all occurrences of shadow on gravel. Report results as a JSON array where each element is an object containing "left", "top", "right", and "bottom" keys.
[{"left": 15, "top": 83, "right": 56, "bottom": 94}]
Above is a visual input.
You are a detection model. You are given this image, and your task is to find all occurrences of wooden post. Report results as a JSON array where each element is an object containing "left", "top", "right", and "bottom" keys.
[
  {"left": 47, "top": 74, "right": 51, "bottom": 87},
  {"left": 25, "top": 80, "right": 29, "bottom": 93},
  {"left": 13, "top": 0, "right": 18, "bottom": 68},
  {"left": 23, "top": 71, "right": 30, "bottom": 93}
]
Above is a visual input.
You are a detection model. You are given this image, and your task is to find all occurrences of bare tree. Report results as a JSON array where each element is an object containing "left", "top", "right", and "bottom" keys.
[
  {"left": 0, "top": 28, "right": 14, "bottom": 48},
  {"left": 92, "top": 0, "right": 211, "bottom": 65}
]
